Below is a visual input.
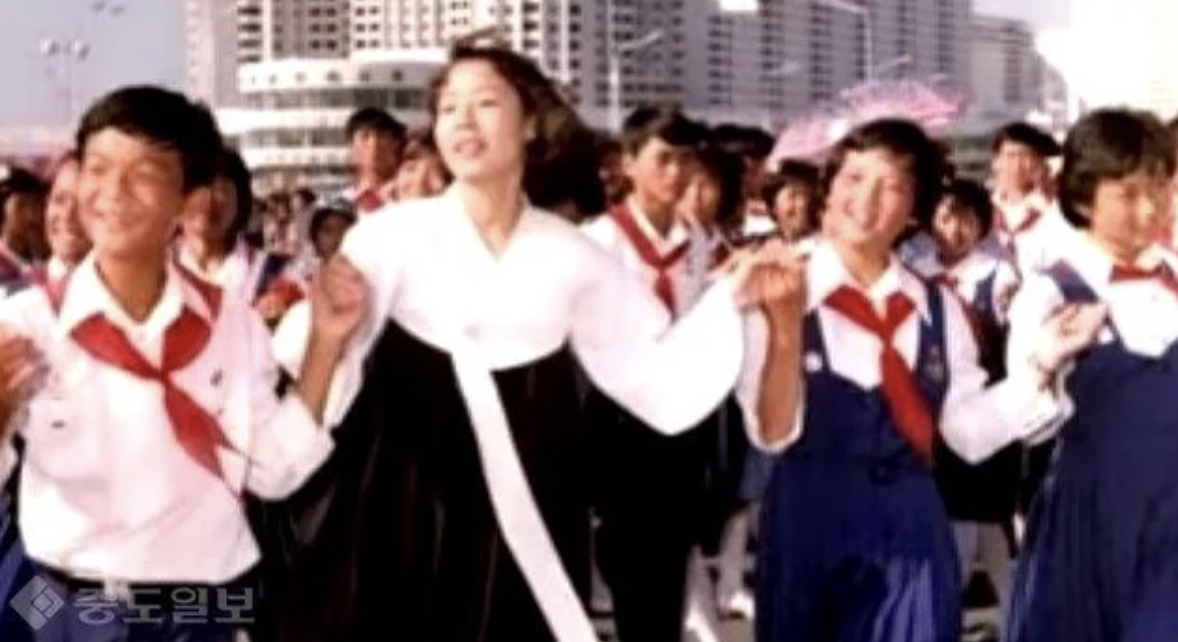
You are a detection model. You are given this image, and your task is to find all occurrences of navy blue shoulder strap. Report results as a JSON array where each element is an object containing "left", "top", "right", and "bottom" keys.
[
  {"left": 254, "top": 252, "right": 293, "bottom": 301},
  {"left": 1044, "top": 261, "right": 1099, "bottom": 304},
  {"left": 915, "top": 279, "right": 952, "bottom": 414}
]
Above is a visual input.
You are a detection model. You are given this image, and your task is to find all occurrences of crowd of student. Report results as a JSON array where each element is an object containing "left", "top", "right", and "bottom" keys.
[{"left": 0, "top": 37, "right": 1174, "bottom": 642}]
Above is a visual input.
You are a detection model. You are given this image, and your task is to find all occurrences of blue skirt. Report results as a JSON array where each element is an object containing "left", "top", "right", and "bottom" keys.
[
  {"left": 1008, "top": 399, "right": 1178, "bottom": 642},
  {"left": 0, "top": 491, "right": 35, "bottom": 641},
  {"left": 757, "top": 455, "right": 961, "bottom": 642}
]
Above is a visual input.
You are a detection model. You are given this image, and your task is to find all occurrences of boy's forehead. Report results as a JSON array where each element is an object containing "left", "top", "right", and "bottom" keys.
[
  {"left": 84, "top": 128, "right": 181, "bottom": 167},
  {"left": 999, "top": 140, "right": 1042, "bottom": 158},
  {"left": 639, "top": 136, "right": 694, "bottom": 155}
]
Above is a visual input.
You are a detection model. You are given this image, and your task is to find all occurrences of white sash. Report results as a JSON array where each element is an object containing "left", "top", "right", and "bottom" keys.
[{"left": 447, "top": 324, "right": 599, "bottom": 642}]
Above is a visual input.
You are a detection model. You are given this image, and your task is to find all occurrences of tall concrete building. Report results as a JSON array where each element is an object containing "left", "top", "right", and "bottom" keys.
[
  {"left": 970, "top": 14, "right": 1041, "bottom": 117},
  {"left": 184, "top": 0, "right": 245, "bottom": 107},
  {"left": 1069, "top": 0, "right": 1178, "bottom": 117},
  {"left": 185, "top": 0, "right": 350, "bottom": 107}
]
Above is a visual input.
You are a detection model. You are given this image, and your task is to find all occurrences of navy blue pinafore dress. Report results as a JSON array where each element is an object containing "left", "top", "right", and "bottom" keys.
[
  {"left": 1008, "top": 264, "right": 1178, "bottom": 642},
  {"left": 757, "top": 283, "right": 961, "bottom": 642}
]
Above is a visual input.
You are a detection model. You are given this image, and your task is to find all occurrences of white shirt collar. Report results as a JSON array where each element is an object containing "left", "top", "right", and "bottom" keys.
[
  {"left": 46, "top": 256, "right": 72, "bottom": 282},
  {"left": 1065, "top": 232, "right": 1178, "bottom": 289},
  {"left": 624, "top": 197, "right": 690, "bottom": 253},
  {"left": 56, "top": 253, "right": 215, "bottom": 342},
  {"left": 807, "top": 238, "right": 931, "bottom": 321},
  {"left": 175, "top": 239, "right": 254, "bottom": 288},
  {"left": 911, "top": 248, "right": 995, "bottom": 281}
]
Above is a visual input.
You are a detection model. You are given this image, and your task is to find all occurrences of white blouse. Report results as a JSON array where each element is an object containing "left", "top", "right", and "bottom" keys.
[
  {"left": 275, "top": 187, "right": 748, "bottom": 435},
  {"left": 739, "top": 239, "right": 1067, "bottom": 462},
  {"left": 273, "top": 186, "right": 752, "bottom": 642}
]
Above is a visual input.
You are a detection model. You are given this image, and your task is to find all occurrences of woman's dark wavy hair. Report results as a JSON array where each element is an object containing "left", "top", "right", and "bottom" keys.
[
  {"left": 427, "top": 38, "right": 589, "bottom": 209},
  {"left": 821, "top": 118, "right": 950, "bottom": 228},
  {"left": 1058, "top": 108, "right": 1176, "bottom": 229}
]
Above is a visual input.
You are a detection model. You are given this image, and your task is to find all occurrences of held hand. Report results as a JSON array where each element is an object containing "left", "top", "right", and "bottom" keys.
[
  {"left": 1034, "top": 302, "right": 1107, "bottom": 374},
  {"left": 0, "top": 326, "right": 40, "bottom": 439},
  {"left": 751, "top": 240, "right": 809, "bottom": 330},
  {"left": 255, "top": 292, "right": 289, "bottom": 325},
  {"left": 309, "top": 256, "right": 368, "bottom": 348},
  {"left": 996, "top": 280, "right": 1020, "bottom": 316}
]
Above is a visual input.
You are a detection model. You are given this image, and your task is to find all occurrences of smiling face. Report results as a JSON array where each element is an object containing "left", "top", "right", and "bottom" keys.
[
  {"left": 77, "top": 128, "right": 202, "bottom": 264},
  {"left": 930, "top": 196, "right": 983, "bottom": 264},
  {"left": 1085, "top": 169, "right": 1173, "bottom": 263},
  {"left": 432, "top": 59, "right": 533, "bottom": 188},
  {"left": 823, "top": 147, "right": 917, "bottom": 259},
  {"left": 44, "top": 159, "right": 92, "bottom": 263}
]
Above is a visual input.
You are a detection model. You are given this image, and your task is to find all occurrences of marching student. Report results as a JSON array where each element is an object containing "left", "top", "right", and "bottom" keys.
[
  {"left": 1007, "top": 108, "right": 1178, "bottom": 642},
  {"left": 0, "top": 85, "right": 361, "bottom": 642},
  {"left": 761, "top": 160, "right": 822, "bottom": 244},
  {"left": 985, "top": 122, "right": 1070, "bottom": 274},
  {"left": 341, "top": 107, "right": 407, "bottom": 213},
  {"left": 581, "top": 105, "right": 720, "bottom": 642},
  {"left": 0, "top": 169, "right": 49, "bottom": 294},
  {"left": 175, "top": 149, "right": 305, "bottom": 326},
  {"left": 745, "top": 119, "right": 1103, "bottom": 642},
  {"left": 908, "top": 178, "right": 1022, "bottom": 638},
  {"left": 267, "top": 44, "right": 796, "bottom": 642},
  {"left": 390, "top": 129, "right": 450, "bottom": 202},
  {"left": 38, "top": 153, "right": 92, "bottom": 282}
]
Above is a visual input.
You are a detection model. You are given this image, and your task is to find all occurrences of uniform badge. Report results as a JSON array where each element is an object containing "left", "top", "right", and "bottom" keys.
[
  {"left": 804, "top": 351, "right": 824, "bottom": 373},
  {"left": 923, "top": 345, "right": 947, "bottom": 384}
]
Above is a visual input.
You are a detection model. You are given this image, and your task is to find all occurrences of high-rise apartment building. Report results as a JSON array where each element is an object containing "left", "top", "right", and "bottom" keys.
[{"left": 970, "top": 14, "right": 1041, "bottom": 116}]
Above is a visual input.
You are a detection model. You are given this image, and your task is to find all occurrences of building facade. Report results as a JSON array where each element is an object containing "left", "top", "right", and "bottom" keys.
[
  {"left": 217, "top": 51, "right": 443, "bottom": 191},
  {"left": 970, "top": 14, "right": 1041, "bottom": 118}
]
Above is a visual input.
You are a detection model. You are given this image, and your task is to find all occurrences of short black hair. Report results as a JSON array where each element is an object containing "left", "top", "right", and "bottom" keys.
[
  {"left": 710, "top": 124, "right": 775, "bottom": 162},
  {"left": 619, "top": 105, "right": 704, "bottom": 155},
  {"left": 345, "top": 107, "right": 407, "bottom": 141},
  {"left": 822, "top": 119, "right": 950, "bottom": 228},
  {"left": 309, "top": 200, "right": 357, "bottom": 246},
  {"left": 0, "top": 167, "right": 49, "bottom": 230},
  {"left": 291, "top": 187, "right": 317, "bottom": 207},
  {"left": 218, "top": 147, "right": 254, "bottom": 247},
  {"left": 933, "top": 178, "right": 995, "bottom": 237},
  {"left": 75, "top": 85, "right": 223, "bottom": 193},
  {"left": 1058, "top": 108, "right": 1176, "bottom": 229},
  {"left": 991, "top": 121, "right": 1060, "bottom": 157},
  {"left": 762, "top": 160, "right": 821, "bottom": 228},
  {"left": 694, "top": 145, "right": 746, "bottom": 233}
]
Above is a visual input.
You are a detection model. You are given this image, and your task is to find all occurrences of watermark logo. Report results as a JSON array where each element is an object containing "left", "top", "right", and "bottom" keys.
[{"left": 9, "top": 577, "right": 65, "bottom": 630}]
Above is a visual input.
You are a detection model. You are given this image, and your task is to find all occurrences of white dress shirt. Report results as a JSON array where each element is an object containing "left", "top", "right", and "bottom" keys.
[
  {"left": 984, "top": 193, "right": 1076, "bottom": 275},
  {"left": 909, "top": 250, "right": 1021, "bottom": 325},
  {"left": 176, "top": 240, "right": 267, "bottom": 305},
  {"left": 274, "top": 187, "right": 747, "bottom": 436},
  {"left": 740, "top": 239, "right": 1066, "bottom": 463},
  {"left": 1007, "top": 234, "right": 1178, "bottom": 409},
  {"left": 0, "top": 254, "right": 333, "bottom": 584},
  {"left": 581, "top": 200, "right": 713, "bottom": 317}
]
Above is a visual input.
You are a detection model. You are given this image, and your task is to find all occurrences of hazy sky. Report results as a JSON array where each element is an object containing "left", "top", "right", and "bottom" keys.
[{"left": 0, "top": 0, "right": 1067, "bottom": 127}]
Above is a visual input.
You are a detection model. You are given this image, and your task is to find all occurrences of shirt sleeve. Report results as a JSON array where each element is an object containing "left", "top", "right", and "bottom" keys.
[
  {"left": 272, "top": 212, "right": 405, "bottom": 429},
  {"left": 938, "top": 281, "right": 1072, "bottom": 464},
  {"left": 243, "top": 310, "right": 335, "bottom": 500},
  {"left": 0, "top": 291, "right": 42, "bottom": 489},
  {"left": 734, "top": 311, "right": 805, "bottom": 453},
  {"left": 570, "top": 248, "right": 746, "bottom": 435}
]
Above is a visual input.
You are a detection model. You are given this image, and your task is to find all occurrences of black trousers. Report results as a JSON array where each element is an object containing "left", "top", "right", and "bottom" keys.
[{"left": 589, "top": 391, "right": 709, "bottom": 642}]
